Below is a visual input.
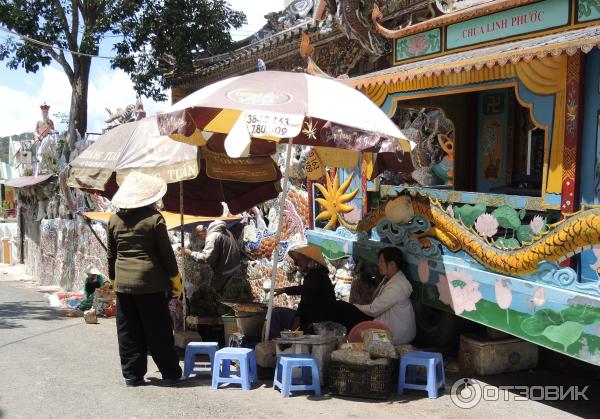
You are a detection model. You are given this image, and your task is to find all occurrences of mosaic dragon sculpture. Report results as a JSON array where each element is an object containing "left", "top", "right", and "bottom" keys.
[
  {"left": 318, "top": 0, "right": 388, "bottom": 55},
  {"left": 358, "top": 193, "right": 600, "bottom": 276}
]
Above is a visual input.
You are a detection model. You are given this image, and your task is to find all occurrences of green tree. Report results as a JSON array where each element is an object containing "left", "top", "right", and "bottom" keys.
[
  {"left": 113, "top": 0, "right": 246, "bottom": 101},
  {"left": 0, "top": 1, "right": 245, "bottom": 154}
]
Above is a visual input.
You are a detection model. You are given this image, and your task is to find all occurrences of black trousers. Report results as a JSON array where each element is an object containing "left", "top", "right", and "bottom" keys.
[{"left": 116, "top": 292, "right": 182, "bottom": 380}]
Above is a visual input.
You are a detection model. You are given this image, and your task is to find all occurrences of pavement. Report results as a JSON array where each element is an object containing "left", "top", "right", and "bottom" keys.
[{"left": 0, "top": 264, "right": 598, "bottom": 419}]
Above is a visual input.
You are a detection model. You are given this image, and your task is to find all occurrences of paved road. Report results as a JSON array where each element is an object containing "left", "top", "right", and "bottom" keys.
[{"left": 0, "top": 270, "right": 598, "bottom": 418}]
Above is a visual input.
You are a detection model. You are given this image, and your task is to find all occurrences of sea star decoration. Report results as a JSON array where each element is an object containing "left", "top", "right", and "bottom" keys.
[{"left": 315, "top": 171, "right": 359, "bottom": 230}]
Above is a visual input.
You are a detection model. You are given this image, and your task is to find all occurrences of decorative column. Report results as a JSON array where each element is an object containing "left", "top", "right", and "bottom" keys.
[
  {"left": 560, "top": 51, "right": 585, "bottom": 269},
  {"left": 561, "top": 51, "right": 584, "bottom": 215}
]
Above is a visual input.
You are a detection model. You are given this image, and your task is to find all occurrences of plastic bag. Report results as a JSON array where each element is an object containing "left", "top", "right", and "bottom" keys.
[
  {"left": 92, "top": 286, "right": 116, "bottom": 317},
  {"left": 84, "top": 308, "right": 98, "bottom": 324},
  {"left": 312, "top": 321, "right": 347, "bottom": 337},
  {"left": 360, "top": 328, "right": 397, "bottom": 359}
]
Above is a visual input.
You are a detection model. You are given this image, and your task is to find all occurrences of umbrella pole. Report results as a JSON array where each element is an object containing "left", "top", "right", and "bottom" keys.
[
  {"left": 179, "top": 181, "right": 186, "bottom": 332},
  {"left": 263, "top": 140, "right": 294, "bottom": 342}
]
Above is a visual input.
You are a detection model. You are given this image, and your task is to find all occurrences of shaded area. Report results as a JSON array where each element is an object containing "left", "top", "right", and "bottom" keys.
[{"left": 0, "top": 300, "right": 68, "bottom": 329}]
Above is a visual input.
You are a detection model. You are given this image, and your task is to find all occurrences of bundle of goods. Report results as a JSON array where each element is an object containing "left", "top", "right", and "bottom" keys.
[
  {"left": 329, "top": 328, "right": 398, "bottom": 399},
  {"left": 189, "top": 284, "right": 229, "bottom": 317},
  {"left": 222, "top": 278, "right": 253, "bottom": 301},
  {"left": 246, "top": 259, "right": 300, "bottom": 308},
  {"left": 92, "top": 286, "right": 116, "bottom": 317}
]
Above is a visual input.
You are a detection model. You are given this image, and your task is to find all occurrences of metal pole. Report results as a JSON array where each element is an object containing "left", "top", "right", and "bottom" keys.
[
  {"left": 179, "top": 181, "right": 186, "bottom": 331},
  {"left": 263, "top": 140, "right": 294, "bottom": 342}
]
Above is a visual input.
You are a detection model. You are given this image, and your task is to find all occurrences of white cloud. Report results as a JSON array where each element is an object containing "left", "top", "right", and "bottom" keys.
[{"left": 0, "top": 66, "right": 70, "bottom": 137}]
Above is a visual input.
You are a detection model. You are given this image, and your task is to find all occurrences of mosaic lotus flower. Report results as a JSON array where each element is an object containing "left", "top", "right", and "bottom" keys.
[
  {"left": 495, "top": 279, "right": 513, "bottom": 310},
  {"left": 446, "top": 204, "right": 454, "bottom": 218},
  {"left": 407, "top": 35, "right": 428, "bottom": 55},
  {"left": 532, "top": 287, "right": 546, "bottom": 308},
  {"left": 418, "top": 259, "right": 430, "bottom": 284},
  {"left": 529, "top": 215, "right": 545, "bottom": 235},
  {"left": 474, "top": 213, "right": 499, "bottom": 238},
  {"left": 437, "top": 270, "right": 482, "bottom": 315}
]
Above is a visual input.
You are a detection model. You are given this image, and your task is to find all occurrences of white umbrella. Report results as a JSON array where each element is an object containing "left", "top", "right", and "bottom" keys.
[{"left": 157, "top": 71, "right": 415, "bottom": 341}]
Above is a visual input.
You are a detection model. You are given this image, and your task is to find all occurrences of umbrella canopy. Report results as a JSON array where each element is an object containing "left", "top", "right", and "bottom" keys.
[
  {"left": 67, "top": 115, "right": 282, "bottom": 217},
  {"left": 95, "top": 154, "right": 282, "bottom": 217},
  {"left": 67, "top": 116, "right": 198, "bottom": 190},
  {"left": 157, "top": 71, "right": 414, "bottom": 157}
]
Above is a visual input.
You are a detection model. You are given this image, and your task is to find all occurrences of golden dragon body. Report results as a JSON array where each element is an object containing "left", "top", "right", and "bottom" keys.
[{"left": 358, "top": 195, "right": 600, "bottom": 276}]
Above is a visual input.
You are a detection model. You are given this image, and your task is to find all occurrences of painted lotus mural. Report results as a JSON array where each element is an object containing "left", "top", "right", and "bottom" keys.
[{"left": 308, "top": 191, "right": 600, "bottom": 365}]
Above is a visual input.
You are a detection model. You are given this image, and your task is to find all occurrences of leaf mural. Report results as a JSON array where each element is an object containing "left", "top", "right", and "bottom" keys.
[
  {"left": 520, "top": 305, "right": 600, "bottom": 351},
  {"left": 491, "top": 206, "right": 521, "bottom": 230},
  {"left": 521, "top": 309, "right": 563, "bottom": 336},
  {"left": 543, "top": 322, "right": 585, "bottom": 351},
  {"left": 320, "top": 239, "right": 345, "bottom": 260},
  {"left": 494, "top": 237, "right": 520, "bottom": 249},
  {"left": 561, "top": 304, "right": 600, "bottom": 324},
  {"left": 516, "top": 225, "right": 533, "bottom": 243},
  {"left": 454, "top": 203, "right": 486, "bottom": 227}
]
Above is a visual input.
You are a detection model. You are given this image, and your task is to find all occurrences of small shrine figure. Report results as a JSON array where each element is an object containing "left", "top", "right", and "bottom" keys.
[
  {"left": 33, "top": 103, "right": 57, "bottom": 176},
  {"left": 34, "top": 103, "right": 55, "bottom": 144}
]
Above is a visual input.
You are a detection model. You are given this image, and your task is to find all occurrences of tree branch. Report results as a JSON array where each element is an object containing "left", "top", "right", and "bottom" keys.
[
  {"left": 45, "top": 46, "right": 74, "bottom": 84},
  {"left": 52, "top": 0, "right": 77, "bottom": 51},
  {"left": 71, "top": 0, "right": 79, "bottom": 49}
]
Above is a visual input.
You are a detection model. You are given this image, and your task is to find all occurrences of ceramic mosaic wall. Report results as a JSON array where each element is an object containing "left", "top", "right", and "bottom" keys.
[{"left": 27, "top": 218, "right": 109, "bottom": 292}]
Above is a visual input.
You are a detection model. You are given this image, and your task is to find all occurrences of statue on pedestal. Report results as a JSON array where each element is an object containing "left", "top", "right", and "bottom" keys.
[{"left": 33, "top": 103, "right": 57, "bottom": 176}]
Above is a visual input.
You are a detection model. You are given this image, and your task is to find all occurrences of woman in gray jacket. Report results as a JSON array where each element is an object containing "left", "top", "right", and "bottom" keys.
[{"left": 181, "top": 220, "right": 241, "bottom": 293}]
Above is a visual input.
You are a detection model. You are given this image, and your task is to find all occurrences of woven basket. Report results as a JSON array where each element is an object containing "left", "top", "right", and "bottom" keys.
[{"left": 328, "top": 360, "right": 398, "bottom": 399}]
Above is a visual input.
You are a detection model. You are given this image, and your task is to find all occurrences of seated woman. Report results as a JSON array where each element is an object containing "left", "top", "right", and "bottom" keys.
[
  {"left": 78, "top": 266, "right": 107, "bottom": 311},
  {"left": 354, "top": 247, "right": 416, "bottom": 345},
  {"left": 274, "top": 244, "right": 336, "bottom": 333}
]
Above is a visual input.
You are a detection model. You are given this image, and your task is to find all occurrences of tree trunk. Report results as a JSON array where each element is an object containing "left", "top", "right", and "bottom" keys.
[{"left": 66, "top": 56, "right": 92, "bottom": 159}]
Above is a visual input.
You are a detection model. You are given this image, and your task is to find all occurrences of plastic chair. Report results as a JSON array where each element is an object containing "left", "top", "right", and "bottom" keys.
[
  {"left": 398, "top": 351, "right": 445, "bottom": 399},
  {"left": 211, "top": 347, "right": 258, "bottom": 390},
  {"left": 273, "top": 354, "right": 321, "bottom": 397},
  {"left": 183, "top": 342, "right": 219, "bottom": 377}
]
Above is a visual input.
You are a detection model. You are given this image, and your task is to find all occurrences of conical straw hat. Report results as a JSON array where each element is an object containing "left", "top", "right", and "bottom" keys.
[
  {"left": 111, "top": 172, "right": 167, "bottom": 209},
  {"left": 288, "top": 244, "right": 327, "bottom": 268}
]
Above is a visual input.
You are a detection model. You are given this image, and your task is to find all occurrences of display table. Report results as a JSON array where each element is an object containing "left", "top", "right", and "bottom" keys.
[{"left": 273, "top": 335, "right": 338, "bottom": 383}]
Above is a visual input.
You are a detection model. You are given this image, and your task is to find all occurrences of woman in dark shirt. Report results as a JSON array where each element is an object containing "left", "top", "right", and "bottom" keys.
[
  {"left": 108, "top": 172, "right": 182, "bottom": 387},
  {"left": 275, "top": 245, "right": 336, "bottom": 332}
]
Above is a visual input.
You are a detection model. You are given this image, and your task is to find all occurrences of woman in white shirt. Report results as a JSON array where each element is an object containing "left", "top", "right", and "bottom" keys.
[{"left": 354, "top": 247, "right": 416, "bottom": 345}]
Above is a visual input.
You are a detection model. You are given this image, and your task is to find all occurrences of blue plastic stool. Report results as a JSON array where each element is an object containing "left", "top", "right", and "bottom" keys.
[
  {"left": 273, "top": 354, "right": 321, "bottom": 397},
  {"left": 183, "top": 342, "right": 219, "bottom": 377},
  {"left": 398, "top": 351, "right": 445, "bottom": 399},
  {"left": 211, "top": 347, "right": 258, "bottom": 390}
]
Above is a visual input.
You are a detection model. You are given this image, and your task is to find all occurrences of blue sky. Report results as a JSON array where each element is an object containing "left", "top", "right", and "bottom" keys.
[{"left": 0, "top": 0, "right": 283, "bottom": 137}]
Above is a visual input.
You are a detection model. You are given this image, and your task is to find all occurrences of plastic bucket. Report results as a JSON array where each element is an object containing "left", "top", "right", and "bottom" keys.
[
  {"left": 222, "top": 314, "right": 240, "bottom": 344},
  {"left": 235, "top": 313, "right": 265, "bottom": 339}
]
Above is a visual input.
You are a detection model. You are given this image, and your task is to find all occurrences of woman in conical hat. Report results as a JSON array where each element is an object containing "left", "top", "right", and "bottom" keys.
[
  {"left": 273, "top": 244, "right": 336, "bottom": 333},
  {"left": 107, "top": 172, "right": 182, "bottom": 387}
]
